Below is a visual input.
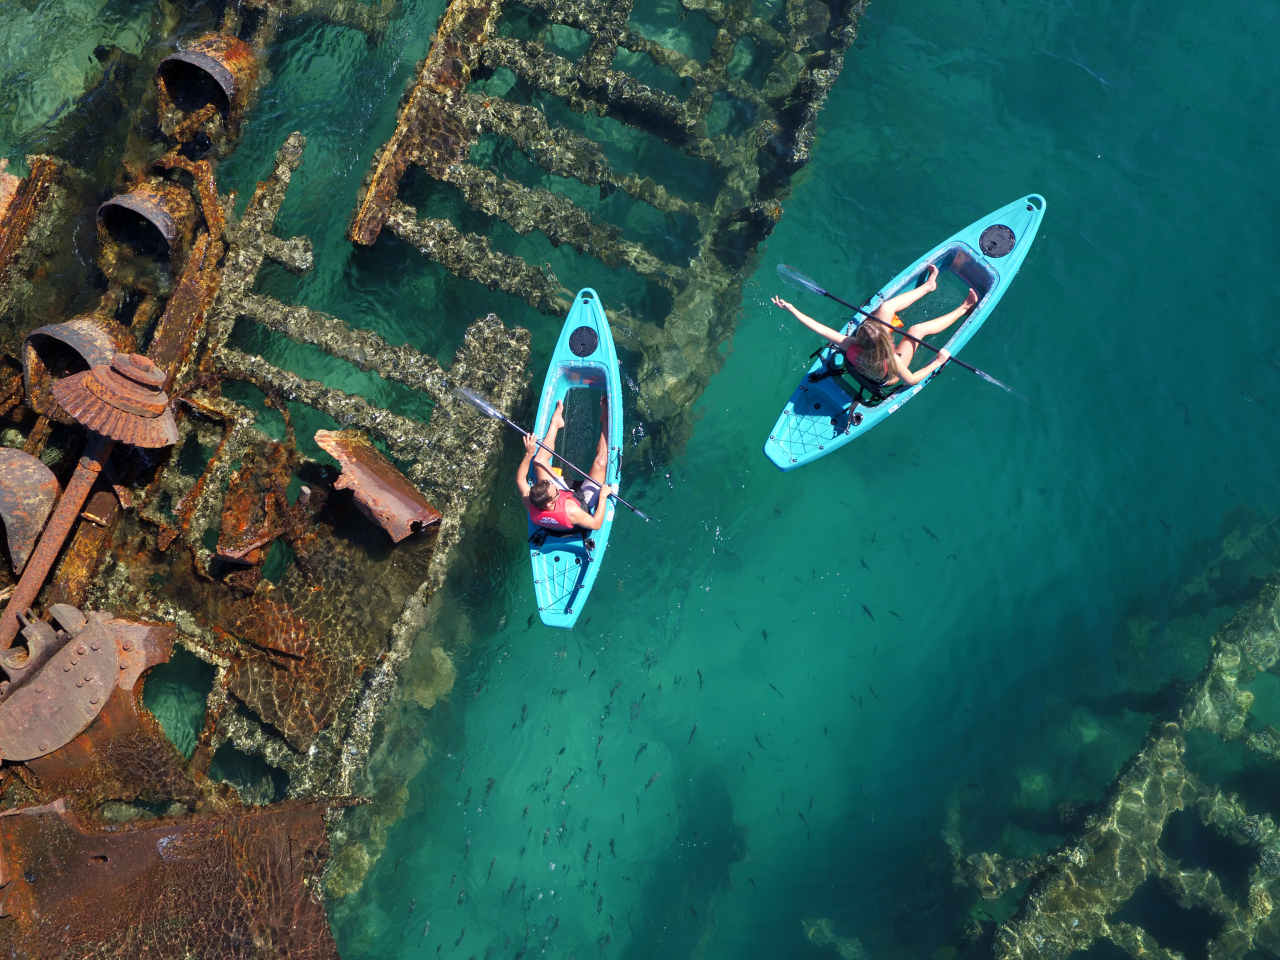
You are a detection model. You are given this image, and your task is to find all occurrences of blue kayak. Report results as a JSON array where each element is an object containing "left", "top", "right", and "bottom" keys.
[
  {"left": 764, "top": 195, "right": 1046, "bottom": 471},
  {"left": 528, "top": 288, "right": 623, "bottom": 628}
]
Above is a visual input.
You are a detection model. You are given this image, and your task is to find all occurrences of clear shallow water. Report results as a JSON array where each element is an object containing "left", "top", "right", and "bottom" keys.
[
  {"left": 5, "top": 0, "right": 1280, "bottom": 955},
  {"left": 333, "top": 0, "right": 1280, "bottom": 957}
]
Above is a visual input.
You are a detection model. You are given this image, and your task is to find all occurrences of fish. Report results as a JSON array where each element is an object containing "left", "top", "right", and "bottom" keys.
[
  {"left": 522, "top": 805, "right": 529, "bottom": 820},
  {"left": 463, "top": 838, "right": 470, "bottom": 860},
  {"left": 861, "top": 559, "right": 870, "bottom": 571},
  {"left": 505, "top": 877, "right": 518, "bottom": 900},
  {"left": 487, "top": 858, "right": 495, "bottom": 882},
  {"left": 457, "top": 763, "right": 466, "bottom": 782},
  {"left": 609, "top": 681, "right": 622, "bottom": 700},
  {"left": 688, "top": 724, "right": 697, "bottom": 745},
  {"left": 923, "top": 527, "right": 940, "bottom": 541},
  {"left": 543, "top": 829, "right": 550, "bottom": 845},
  {"left": 754, "top": 734, "right": 764, "bottom": 749},
  {"left": 588, "top": 669, "right": 596, "bottom": 682},
  {"left": 748, "top": 751, "right": 754, "bottom": 760},
  {"left": 734, "top": 619, "right": 741, "bottom": 631},
  {"left": 583, "top": 841, "right": 592, "bottom": 865},
  {"left": 769, "top": 683, "right": 784, "bottom": 698},
  {"left": 610, "top": 839, "right": 616, "bottom": 858},
  {"left": 986, "top": 712, "right": 996, "bottom": 721},
  {"left": 762, "top": 629, "right": 768, "bottom": 643},
  {"left": 450, "top": 874, "right": 456, "bottom": 888},
  {"left": 697, "top": 669, "right": 704, "bottom": 688},
  {"left": 485, "top": 778, "right": 496, "bottom": 797},
  {"left": 809, "top": 796, "right": 814, "bottom": 812},
  {"left": 861, "top": 605, "right": 875, "bottom": 622},
  {"left": 454, "top": 928, "right": 466, "bottom": 948},
  {"left": 691, "top": 904, "right": 699, "bottom": 921},
  {"left": 419, "top": 921, "right": 430, "bottom": 941},
  {"left": 527, "top": 613, "right": 536, "bottom": 629},
  {"left": 596, "top": 735, "right": 604, "bottom": 754},
  {"left": 456, "top": 887, "right": 466, "bottom": 906},
  {"left": 946, "top": 553, "right": 958, "bottom": 560},
  {"left": 798, "top": 811, "right": 809, "bottom": 828},
  {"left": 463, "top": 788, "right": 471, "bottom": 806},
  {"left": 823, "top": 725, "right": 828, "bottom": 738},
  {"left": 775, "top": 806, "right": 782, "bottom": 819},
  {"left": 409, "top": 898, "right": 416, "bottom": 917},
  {"left": 392, "top": 856, "right": 403, "bottom": 874},
  {"left": 889, "top": 610, "right": 903, "bottom": 620},
  {"left": 644, "top": 772, "right": 661, "bottom": 791},
  {"left": 635, "top": 743, "right": 648, "bottom": 762},
  {"left": 868, "top": 685, "right": 880, "bottom": 701}
]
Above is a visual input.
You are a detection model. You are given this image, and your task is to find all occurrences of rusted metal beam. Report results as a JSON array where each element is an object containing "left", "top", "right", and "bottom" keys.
[{"left": 315, "top": 429, "right": 442, "bottom": 542}]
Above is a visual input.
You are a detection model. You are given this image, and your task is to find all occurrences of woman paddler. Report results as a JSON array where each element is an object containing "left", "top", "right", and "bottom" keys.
[
  {"left": 772, "top": 264, "right": 977, "bottom": 387},
  {"left": 517, "top": 399, "right": 613, "bottom": 533}
]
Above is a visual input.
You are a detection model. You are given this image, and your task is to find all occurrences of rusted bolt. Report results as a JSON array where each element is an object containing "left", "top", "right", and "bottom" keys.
[
  {"left": 90, "top": 695, "right": 99, "bottom": 705},
  {"left": 121, "top": 641, "right": 132, "bottom": 651},
  {"left": 90, "top": 641, "right": 99, "bottom": 651},
  {"left": 76, "top": 643, "right": 87, "bottom": 655},
  {"left": 76, "top": 680, "right": 84, "bottom": 688},
  {"left": 62, "top": 663, "right": 71, "bottom": 672},
  {"left": 38, "top": 743, "right": 47, "bottom": 752}
]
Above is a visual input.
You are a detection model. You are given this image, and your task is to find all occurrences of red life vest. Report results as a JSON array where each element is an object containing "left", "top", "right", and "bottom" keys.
[{"left": 527, "top": 489, "right": 578, "bottom": 530}]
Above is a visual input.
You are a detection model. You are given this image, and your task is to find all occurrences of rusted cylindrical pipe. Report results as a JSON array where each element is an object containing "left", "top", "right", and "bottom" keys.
[
  {"left": 157, "top": 34, "right": 258, "bottom": 142},
  {"left": 97, "top": 177, "right": 198, "bottom": 263}
]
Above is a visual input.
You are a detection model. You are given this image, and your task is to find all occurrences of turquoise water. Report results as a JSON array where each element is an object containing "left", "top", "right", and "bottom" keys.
[
  {"left": 5, "top": 0, "right": 1280, "bottom": 955},
  {"left": 332, "top": 0, "right": 1280, "bottom": 957}
]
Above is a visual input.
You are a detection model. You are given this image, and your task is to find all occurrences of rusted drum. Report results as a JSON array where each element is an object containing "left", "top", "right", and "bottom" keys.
[
  {"left": 22, "top": 317, "right": 122, "bottom": 423},
  {"left": 97, "top": 176, "right": 198, "bottom": 261},
  {"left": 158, "top": 33, "right": 258, "bottom": 139}
]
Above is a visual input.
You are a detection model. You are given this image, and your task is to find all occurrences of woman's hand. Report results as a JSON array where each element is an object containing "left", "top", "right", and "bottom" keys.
[
  {"left": 936, "top": 348, "right": 951, "bottom": 364},
  {"left": 522, "top": 433, "right": 539, "bottom": 456},
  {"left": 771, "top": 295, "right": 796, "bottom": 314}
]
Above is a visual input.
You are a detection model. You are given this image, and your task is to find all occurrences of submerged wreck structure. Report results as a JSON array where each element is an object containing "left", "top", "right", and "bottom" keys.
[
  {"left": 0, "top": 0, "right": 861, "bottom": 950},
  {"left": 951, "top": 514, "right": 1280, "bottom": 960}
]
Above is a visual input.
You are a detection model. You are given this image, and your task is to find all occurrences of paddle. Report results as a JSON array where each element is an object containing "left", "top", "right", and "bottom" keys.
[
  {"left": 777, "top": 263, "right": 1027, "bottom": 401},
  {"left": 452, "top": 387, "right": 656, "bottom": 523}
]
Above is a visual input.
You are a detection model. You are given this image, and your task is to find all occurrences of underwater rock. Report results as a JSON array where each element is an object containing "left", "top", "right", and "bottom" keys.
[
  {"left": 407, "top": 645, "right": 456, "bottom": 711},
  {"left": 803, "top": 917, "right": 871, "bottom": 959}
]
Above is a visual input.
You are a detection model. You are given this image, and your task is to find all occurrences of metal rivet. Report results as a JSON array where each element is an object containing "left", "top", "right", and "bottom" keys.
[
  {"left": 90, "top": 641, "right": 99, "bottom": 651},
  {"left": 121, "top": 641, "right": 132, "bottom": 651},
  {"left": 120, "top": 663, "right": 128, "bottom": 671},
  {"left": 35, "top": 686, "right": 43, "bottom": 694},
  {"left": 90, "top": 695, "right": 99, "bottom": 704},
  {"left": 76, "top": 680, "right": 84, "bottom": 688},
  {"left": 76, "top": 644, "right": 87, "bottom": 655},
  {"left": 70, "top": 658, "right": 78, "bottom": 666},
  {"left": 63, "top": 664, "right": 72, "bottom": 672},
  {"left": 38, "top": 743, "right": 48, "bottom": 752}
]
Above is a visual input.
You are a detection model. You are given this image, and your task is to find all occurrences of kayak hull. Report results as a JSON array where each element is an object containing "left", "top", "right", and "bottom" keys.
[
  {"left": 529, "top": 288, "right": 623, "bottom": 629},
  {"left": 764, "top": 195, "right": 1046, "bottom": 471}
]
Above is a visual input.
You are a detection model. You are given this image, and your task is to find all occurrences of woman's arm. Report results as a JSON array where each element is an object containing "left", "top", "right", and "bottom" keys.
[
  {"left": 516, "top": 433, "right": 537, "bottom": 497},
  {"left": 566, "top": 485, "right": 614, "bottom": 530},
  {"left": 893, "top": 347, "right": 951, "bottom": 386},
  {"left": 772, "top": 296, "right": 850, "bottom": 346}
]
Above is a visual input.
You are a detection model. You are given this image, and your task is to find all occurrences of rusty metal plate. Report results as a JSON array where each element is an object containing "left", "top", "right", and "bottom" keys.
[
  {"left": 0, "top": 449, "right": 59, "bottom": 574},
  {"left": 315, "top": 429, "right": 442, "bottom": 542},
  {"left": 0, "top": 616, "right": 118, "bottom": 761}
]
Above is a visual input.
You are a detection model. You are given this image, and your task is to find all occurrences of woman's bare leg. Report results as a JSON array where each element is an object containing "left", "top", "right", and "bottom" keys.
[
  {"left": 534, "top": 400, "right": 565, "bottom": 476},
  {"left": 873, "top": 263, "right": 939, "bottom": 323},
  {"left": 589, "top": 397, "right": 610, "bottom": 486},
  {"left": 897, "top": 288, "right": 978, "bottom": 364}
]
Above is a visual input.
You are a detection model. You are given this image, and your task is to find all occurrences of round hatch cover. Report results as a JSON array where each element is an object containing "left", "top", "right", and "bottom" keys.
[
  {"left": 569, "top": 326, "right": 599, "bottom": 357},
  {"left": 979, "top": 224, "right": 1016, "bottom": 258}
]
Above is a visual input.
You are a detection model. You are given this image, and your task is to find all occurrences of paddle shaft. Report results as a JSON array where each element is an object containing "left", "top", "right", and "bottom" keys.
[
  {"left": 504, "top": 415, "right": 649, "bottom": 520},
  {"left": 816, "top": 289, "right": 994, "bottom": 378}
]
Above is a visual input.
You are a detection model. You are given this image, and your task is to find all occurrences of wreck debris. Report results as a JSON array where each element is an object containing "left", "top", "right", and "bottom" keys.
[
  {"left": 315, "top": 429, "right": 443, "bottom": 542},
  {"left": 98, "top": 176, "right": 199, "bottom": 266},
  {"left": 0, "top": 449, "right": 58, "bottom": 574},
  {"left": 0, "top": 797, "right": 353, "bottom": 959},
  {"left": 22, "top": 317, "right": 124, "bottom": 423},
  {"left": 157, "top": 33, "right": 260, "bottom": 146},
  {"left": 0, "top": 354, "right": 177, "bottom": 647},
  {"left": 956, "top": 577, "right": 1280, "bottom": 960},
  {"left": 350, "top": 0, "right": 867, "bottom": 455}
]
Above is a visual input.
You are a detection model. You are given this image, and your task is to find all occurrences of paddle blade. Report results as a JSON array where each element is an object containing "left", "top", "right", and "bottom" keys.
[
  {"left": 777, "top": 263, "right": 826, "bottom": 297},
  {"left": 974, "top": 368, "right": 1029, "bottom": 403},
  {"left": 452, "top": 386, "right": 504, "bottom": 419}
]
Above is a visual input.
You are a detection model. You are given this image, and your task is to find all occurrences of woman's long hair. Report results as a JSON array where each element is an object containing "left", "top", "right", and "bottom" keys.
[{"left": 850, "top": 318, "right": 895, "bottom": 381}]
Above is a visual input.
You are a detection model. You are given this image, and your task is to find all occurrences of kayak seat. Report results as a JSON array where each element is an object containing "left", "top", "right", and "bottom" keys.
[
  {"left": 529, "top": 525, "right": 596, "bottom": 552},
  {"left": 806, "top": 349, "right": 903, "bottom": 408}
]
